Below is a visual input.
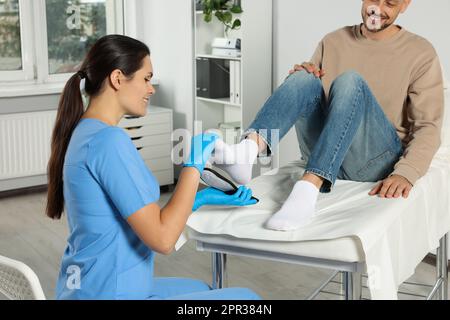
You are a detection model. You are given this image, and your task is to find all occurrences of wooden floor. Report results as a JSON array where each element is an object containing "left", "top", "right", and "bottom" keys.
[{"left": 0, "top": 187, "right": 448, "bottom": 300}]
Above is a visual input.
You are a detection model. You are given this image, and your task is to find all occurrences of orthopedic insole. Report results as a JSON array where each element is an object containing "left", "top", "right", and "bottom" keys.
[{"left": 201, "top": 168, "right": 259, "bottom": 203}]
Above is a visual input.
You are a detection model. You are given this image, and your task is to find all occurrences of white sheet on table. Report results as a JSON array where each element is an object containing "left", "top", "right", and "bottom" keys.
[{"left": 186, "top": 148, "right": 450, "bottom": 300}]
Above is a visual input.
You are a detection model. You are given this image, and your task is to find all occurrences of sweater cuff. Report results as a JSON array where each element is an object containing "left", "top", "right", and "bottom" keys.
[{"left": 392, "top": 163, "right": 421, "bottom": 186}]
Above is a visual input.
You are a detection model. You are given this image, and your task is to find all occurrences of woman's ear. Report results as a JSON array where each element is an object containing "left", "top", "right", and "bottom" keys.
[{"left": 109, "top": 69, "right": 123, "bottom": 91}]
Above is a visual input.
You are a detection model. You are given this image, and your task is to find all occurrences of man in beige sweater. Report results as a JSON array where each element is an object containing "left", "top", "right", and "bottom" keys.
[{"left": 203, "top": 0, "right": 444, "bottom": 231}]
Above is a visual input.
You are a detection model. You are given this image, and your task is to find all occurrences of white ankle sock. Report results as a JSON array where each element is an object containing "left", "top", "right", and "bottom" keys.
[
  {"left": 211, "top": 139, "right": 259, "bottom": 185},
  {"left": 265, "top": 180, "right": 319, "bottom": 231}
]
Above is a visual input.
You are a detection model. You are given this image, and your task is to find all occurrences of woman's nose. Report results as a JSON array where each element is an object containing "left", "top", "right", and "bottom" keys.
[{"left": 148, "top": 84, "right": 155, "bottom": 95}]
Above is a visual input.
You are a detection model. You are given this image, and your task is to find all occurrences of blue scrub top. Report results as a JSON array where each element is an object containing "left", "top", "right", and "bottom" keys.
[{"left": 56, "top": 118, "right": 160, "bottom": 300}]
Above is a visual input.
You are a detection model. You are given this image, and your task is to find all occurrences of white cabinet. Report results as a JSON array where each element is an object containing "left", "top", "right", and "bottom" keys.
[{"left": 118, "top": 106, "right": 174, "bottom": 187}]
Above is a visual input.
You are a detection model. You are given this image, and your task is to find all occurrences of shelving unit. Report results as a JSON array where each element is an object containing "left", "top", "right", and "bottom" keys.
[
  {"left": 193, "top": 0, "right": 273, "bottom": 146},
  {"left": 196, "top": 54, "right": 241, "bottom": 61},
  {"left": 196, "top": 96, "right": 241, "bottom": 107}
]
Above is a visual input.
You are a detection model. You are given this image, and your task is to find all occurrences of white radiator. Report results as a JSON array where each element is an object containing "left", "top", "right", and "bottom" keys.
[{"left": 0, "top": 110, "right": 56, "bottom": 181}]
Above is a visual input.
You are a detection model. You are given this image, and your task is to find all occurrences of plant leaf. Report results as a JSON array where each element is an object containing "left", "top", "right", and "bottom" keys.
[
  {"left": 215, "top": 10, "right": 224, "bottom": 21},
  {"left": 219, "top": 0, "right": 229, "bottom": 9},
  {"left": 213, "top": 0, "right": 223, "bottom": 10},
  {"left": 231, "top": 19, "right": 241, "bottom": 30},
  {"left": 223, "top": 11, "right": 232, "bottom": 24},
  {"left": 202, "top": 0, "right": 242, "bottom": 30},
  {"left": 204, "top": 12, "right": 212, "bottom": 23},
  {"left": 202, "top": 0, "right": 212, "bottom": 14},
  {"left": 230, "top": 5, "right": 243, "bottom": 14}
]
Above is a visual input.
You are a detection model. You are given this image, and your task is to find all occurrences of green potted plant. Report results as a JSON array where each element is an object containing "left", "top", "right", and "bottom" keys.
[{"left": 201, "top": 0, "right": 243, "bottom": 36}]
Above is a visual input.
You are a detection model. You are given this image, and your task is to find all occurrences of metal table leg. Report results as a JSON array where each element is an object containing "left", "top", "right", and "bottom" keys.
[
  {"left": 343, "top": 272, "right": 362, "bottom": 300},
  {"left": 212, "top": 252, "right": 227, "bottom": 289},
  {"left": 437, "top": 233, "right": 448, "bottom": 300}
]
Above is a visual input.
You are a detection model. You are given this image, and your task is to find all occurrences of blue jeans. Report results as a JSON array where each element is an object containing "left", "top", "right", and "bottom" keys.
[
  {"left": 147, "top": 278, "right": 261, "bottom": 300},
  {"left": 244, "top": 71, "right": 404, "bottom": 193}
]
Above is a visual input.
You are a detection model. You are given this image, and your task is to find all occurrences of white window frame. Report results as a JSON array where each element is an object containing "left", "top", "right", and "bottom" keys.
[
  {"left": 0, "top": 0, "right": 127, "bottom": 95},
  {"left": 0, "top": 0, "right": 34, "bottom": 82},
  {"left": 35, "top": 0, "right": 125, "bottom": 84}
]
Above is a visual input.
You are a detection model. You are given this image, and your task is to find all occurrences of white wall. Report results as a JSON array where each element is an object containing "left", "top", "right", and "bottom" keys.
[
  {"left": 274, "top": 0, "right": 450, "bottom": 167},
  {"left": 132, "top": 0, "right": 195, "bottom": 178},
  {"left": 136, "top": 0, "right": 194, "bottom": 133}
]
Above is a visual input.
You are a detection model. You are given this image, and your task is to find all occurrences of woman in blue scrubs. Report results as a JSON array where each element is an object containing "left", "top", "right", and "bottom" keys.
[{"left": 46, "top": 35, "right": 260, "bottom": 300}]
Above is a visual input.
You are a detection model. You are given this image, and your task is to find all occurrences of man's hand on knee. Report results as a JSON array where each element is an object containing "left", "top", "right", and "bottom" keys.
[
  {"left": 369, "top": 175, "right": 413, "bottom": 199},
  {"left": 289, "top": 62, "right": 325, "bottom": 78}
]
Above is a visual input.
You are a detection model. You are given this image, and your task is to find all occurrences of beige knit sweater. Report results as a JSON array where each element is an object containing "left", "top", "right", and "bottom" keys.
[{"left": 310, "top": 24, "right": 444, "bottom": 185}]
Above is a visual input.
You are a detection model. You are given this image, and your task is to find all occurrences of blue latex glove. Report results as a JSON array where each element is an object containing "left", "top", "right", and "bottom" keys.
[
  {"left": 193, "top": 186, "right": 258, "bottom": 212},
  {"left": 183, "top": 133, "right": 218, "bottom": 174}
]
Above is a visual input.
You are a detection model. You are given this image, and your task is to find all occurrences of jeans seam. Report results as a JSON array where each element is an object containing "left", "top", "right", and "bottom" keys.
[
  {"left": 356, "top": 150, "right": 394, "bottom": 180},
  {"left": 310, "top": 95, "right": 322, "bottom": 112},
  {"left": 325, "top": 82, "right": 363, "bottom": 178},
  {"left": 307, "top": 80, "right": 323, "bottom": 115}
]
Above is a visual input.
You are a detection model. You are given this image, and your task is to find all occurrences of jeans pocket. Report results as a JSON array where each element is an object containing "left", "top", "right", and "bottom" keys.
[{"left": 356, "top": 150, "right": 396, "bottom": 182}]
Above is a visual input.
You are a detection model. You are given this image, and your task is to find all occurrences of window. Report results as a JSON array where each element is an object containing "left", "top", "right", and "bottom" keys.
[
  {"left": 0, "top": 0, "right": 124, "bottom": 87},
  {"left": 46, "top": 0, "right": 108, "bottom": 75},
  {"left": 0, "top": 0, "right": 33, "bottom": 82},
  {"left": 0, "top": 0, "right": 21, "bottom": 71}
]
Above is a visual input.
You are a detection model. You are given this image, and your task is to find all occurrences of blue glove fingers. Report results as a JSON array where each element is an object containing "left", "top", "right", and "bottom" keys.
[
  {"left": 192, "top": 134, "right": 203, "bottom": 166},
  {"left": 204, "top": 132, "right": 219, "bottom": 150},
  {"left": 246, "top": 189, "right": 256, "bottom": 204},
  {"left": 233, "top": 186, "right": 246, "bottom": 199},
  {"left": 233, "top": 187, "right": 254, "bottom": 206},
  {"left": 245, "top": 188, "right": 253, "bottom": 201},
  {"left": 241, "top": 187, "right": 257, "bottom": 206},
  {"left": 196, "top": 133, "right": 218, "bottom": 166},
  {"left": 241, "top": 187, "right": 251, "bottom": 202},
  {"left": 196, "top": 186, "right": 258, "bottom": 209},
  {"left": 184, "top": 133, "right": 218, "bottom": 173}
]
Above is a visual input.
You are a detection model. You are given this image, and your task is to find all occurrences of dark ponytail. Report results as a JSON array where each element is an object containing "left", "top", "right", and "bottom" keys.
[{"left": 46, "top": 35, "right": 150, "bottom": 220}]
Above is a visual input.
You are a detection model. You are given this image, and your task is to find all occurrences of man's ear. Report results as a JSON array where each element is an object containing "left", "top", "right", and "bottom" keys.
[
  {"left": 400, "top": 0, "right": 412, "bottom": 14},
  {"left": 109, "top": 69, "right": 123, "bottom": 91}
]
